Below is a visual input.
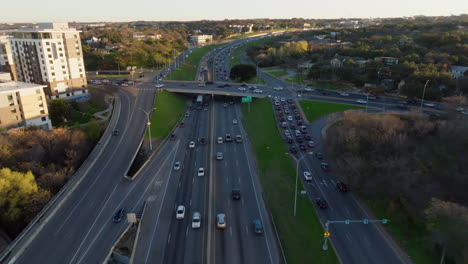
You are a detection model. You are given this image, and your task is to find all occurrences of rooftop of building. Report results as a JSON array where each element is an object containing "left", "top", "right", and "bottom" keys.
[
  {"left": 0, "top": 80, "right": 45, "bottom": 92},
  {"left": 14, "top": 22, "right": 80, "bottom": 33}
]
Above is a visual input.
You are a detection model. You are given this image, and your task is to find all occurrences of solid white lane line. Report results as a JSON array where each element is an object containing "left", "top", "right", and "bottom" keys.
[{"left": 168, "top": 232, "right": 172, "bottom": 244}]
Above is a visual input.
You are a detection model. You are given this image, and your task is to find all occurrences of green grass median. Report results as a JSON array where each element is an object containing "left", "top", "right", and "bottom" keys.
[
  {"left": 241, "top": 98, "right": 339, "bottom": 264},
  {"left": 150, "top": 91, "right": 186, "bottom": 138},
  {"left": 167, "top": 44, "right": 223, "bottom": 81},
  {"left": 299, "top": 100, "right": 365, "bottom": 122}
]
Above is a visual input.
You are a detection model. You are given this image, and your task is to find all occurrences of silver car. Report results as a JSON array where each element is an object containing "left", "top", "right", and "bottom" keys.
[
  {"left": 192, "top": 212, "right": 201, "bottom": 229},
  {"left": 173, "top": 161, "right": 181, "bottom": 170},
  {"left": 216, "top": 213, "right": 226, "bottom": 229}
]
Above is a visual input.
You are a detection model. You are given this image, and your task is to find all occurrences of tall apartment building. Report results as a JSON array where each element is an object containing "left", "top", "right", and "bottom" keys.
[
  {"left": 0, "top": 80, "right": 52, "bottom": 130},
  {"left": 8, "top": 22, "right": 87, "bottom": 98},
  {"left": 0, "top": 35, "right": 16, "bottom": 81}
]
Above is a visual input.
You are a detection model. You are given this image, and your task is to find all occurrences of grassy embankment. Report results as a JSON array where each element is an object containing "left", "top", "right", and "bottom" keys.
[
  {"left": 166, "top": 44, "right": 223, "bottom": 81},
  {"left": 150, "top": 91, "right": 186, "bottom": 138},
  {"left": 241, "top": 98, "right": 339, "bottom": 264},
  {"left": 298, "top": 100, "right": 366, "bottom": 122}
]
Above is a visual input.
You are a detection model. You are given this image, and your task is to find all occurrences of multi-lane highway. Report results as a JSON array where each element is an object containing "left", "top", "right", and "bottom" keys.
[
  {"left": 3, "top": 34, "right": 420, "bottom": 264},
  {"left": 132, "top": 95, "right": 280, "bottom": 264},
  {"left": 132, "top": 97, "right": 210, "bottom": 264},
  {"left": 210, "top": 98, "right": 279, "bottom": 264},
  {"left": 271, "top": 96, "right": 410, "bottom": 264},
  {"left": 3, "top": 76, "right": 162, "bottom": 264}
]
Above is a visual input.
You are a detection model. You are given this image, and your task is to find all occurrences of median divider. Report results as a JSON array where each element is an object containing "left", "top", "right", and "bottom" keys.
[
  {"left": 128, "top": 201, "right": 149, "bottom": 264},
  {"left": 124, "top": 92, "right": 187, "bottom": 180}
]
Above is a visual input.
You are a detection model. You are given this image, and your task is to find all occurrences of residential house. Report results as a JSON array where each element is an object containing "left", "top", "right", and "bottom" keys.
[
  {"left": 229, "top": 24, "right": 254, "bottom": 33},
  {"left": 85, "top": 36, "right": 101, "bottom": 45},
  {"left": 330, "top": 54, "right": 350, "bottom": 68},
  {"left": 133, "top": 33, "right": 146, "bottom": 41},
  {"left": 105, "top": 44, "right": 119, "bottom": 51},
  {"left": 375, "top": 57, "right": 399, "bottom": 66},
  {"left": 298, "top": 62, "right": 314, "bottom": 71},
  {"left": 450, "top": 65, "right": 468, "bottom": 78},
  {"left": 147, "top": 34, "right": 162, "bottom": 40}
]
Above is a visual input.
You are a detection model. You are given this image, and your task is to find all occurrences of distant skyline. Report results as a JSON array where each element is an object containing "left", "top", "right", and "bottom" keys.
[{"left": 1, "top": 0, "right": 467, "bottom": 23}]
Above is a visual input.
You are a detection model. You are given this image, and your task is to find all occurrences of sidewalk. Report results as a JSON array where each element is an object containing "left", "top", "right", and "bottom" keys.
[{"left": 93, "top": 94, "right": 114, "bottom": 121}]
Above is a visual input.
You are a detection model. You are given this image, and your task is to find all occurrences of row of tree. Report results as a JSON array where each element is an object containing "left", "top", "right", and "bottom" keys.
[
  {"left": 81, "top": 25, "right": 187, "bottom": 70},
  {"left": 0, "top": 128, "right": 93, "bottom": 237},
  {"left": 326, "top": 111, "right": 468, "bottom": 263},
  {"left": 247, "top": 18, "right": 468, "bottom": 99}
]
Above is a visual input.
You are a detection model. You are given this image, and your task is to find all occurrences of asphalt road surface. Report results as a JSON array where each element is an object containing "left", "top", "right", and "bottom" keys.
[{"left": 6, "top": 77, "right": 161, "bottom": 264}]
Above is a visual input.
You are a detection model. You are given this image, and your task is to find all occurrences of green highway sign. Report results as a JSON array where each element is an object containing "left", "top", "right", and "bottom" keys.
[{"left": 242, "top": 97, "right": 252, "bottom": 103}]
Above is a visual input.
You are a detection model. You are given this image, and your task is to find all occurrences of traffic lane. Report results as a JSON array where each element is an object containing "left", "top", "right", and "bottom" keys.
[
  {"left": 231, "top": 104, "right": 276, "bottom": 264},
  {"left": 163, "top": 107, "right": 206, "bottom": 264},
  {"left": 298, "top": 157, "right": 386, "bottom": 264},
  {"left": 214, "top": 100, "right": 274, "bottom": 264},
  {"left": 80, "top": 140, "right": 180, "bottom": 264},
  {"left": 14, "top": 88, "right": 151, "bottom": 263},
  {"left": 71, "top": 91, "right": 180, "bottom": 262},
  {"left": 43, "top": 118, "right": 175, "bottom": 264},
  {"left": 183, "top": 103, "right": 211, "bottom": 264},
  {"left": 234, "top": 102, "right": 282, "bottom": 262},
  {"left": 133, "top": 103, "right": 193, "bottom": 264},
  {"left": 147, "top": 108, "right": 201, "bottom": 264},
  {"left": 274, "top": 100, "right": 376, "bottom": 263},
  {"left": 300, "top": 115, "right": 404, "bottom": 264},
  {"left": 213, "top": 100, "right": 242, "bottom": 264},
  {"left": 222, "top": 102, "right": 254, "bottom": 264}
]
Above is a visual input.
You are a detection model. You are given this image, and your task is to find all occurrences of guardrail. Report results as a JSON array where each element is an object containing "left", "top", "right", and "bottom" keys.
[{"left": 0, "top": 95, "right": 121, "bottom": 263}]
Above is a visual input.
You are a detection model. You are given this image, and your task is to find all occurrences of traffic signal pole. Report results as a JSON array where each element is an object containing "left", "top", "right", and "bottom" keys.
[{"left": 322, "top": 218, "right": 390, "bottom": 251}]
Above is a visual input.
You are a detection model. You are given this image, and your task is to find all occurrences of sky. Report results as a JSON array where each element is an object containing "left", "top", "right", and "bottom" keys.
[{"left": 2, "top": 0, "right": 468, "bottom": 23}]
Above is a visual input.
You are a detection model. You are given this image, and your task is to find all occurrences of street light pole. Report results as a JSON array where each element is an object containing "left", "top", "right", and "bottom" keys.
[
  {"left": 420, "top": 80, "right": 430, "bottom": 113},
  {"left": 293, "top": 154, "right": 307, "bottom": 216},
  {"left": 256, "top": 61, "right": 259, "bottom": 85},
  {"left": 294, "top": 158, "right": 299, "bottom": 216},
  {"left": 139, "top": 108, "right": 156, "bottom": 151}
]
